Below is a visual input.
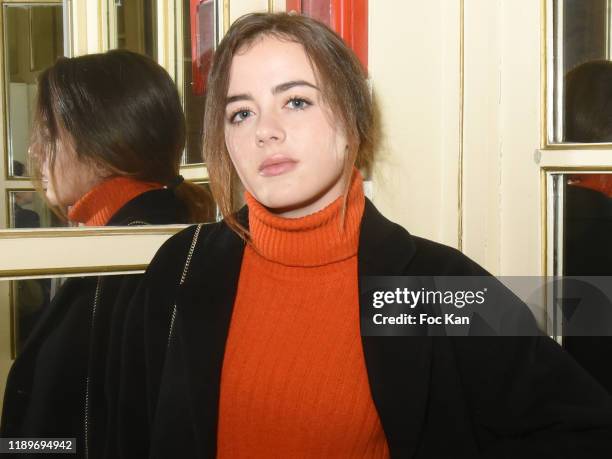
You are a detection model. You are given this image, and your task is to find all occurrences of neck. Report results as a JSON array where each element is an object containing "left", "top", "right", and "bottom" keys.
[{"left": 244, "top": 169, "right": 365, "bottom": 267}]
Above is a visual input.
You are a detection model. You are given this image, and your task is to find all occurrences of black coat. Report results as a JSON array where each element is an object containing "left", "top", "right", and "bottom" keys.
[
  {"left": 118, "top": 199, "right": 612, "bottom": 459},
  {"left": 1, "top": 189, "right": 187, "bottom": 459}
]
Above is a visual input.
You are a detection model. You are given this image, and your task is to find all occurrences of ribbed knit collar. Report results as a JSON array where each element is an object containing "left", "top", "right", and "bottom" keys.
[
  {"left": 245, "top": 169, "right": 365, "bottom": 267},
  {"left": 68, "top": 176, "right": 163, "bottom": 226}
]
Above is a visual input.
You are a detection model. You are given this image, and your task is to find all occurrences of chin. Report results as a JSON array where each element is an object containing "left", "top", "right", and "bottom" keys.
[
  {"left": 253, "top": 182, "right": 340, "bottom": 217},
  {"left": 265, "top": 194, "right": 327, "bottom": 218},
  {"left": 262, "top": 198, "right": 301, "bottom": 213}
]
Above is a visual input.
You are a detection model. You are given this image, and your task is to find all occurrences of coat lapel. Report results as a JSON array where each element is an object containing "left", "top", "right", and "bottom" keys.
[
  {"left": 174, "top": 220, "right": 246, "bottom": 458},
  {"left": 359, "top": 199, "right": 433, "bottom": 458}
]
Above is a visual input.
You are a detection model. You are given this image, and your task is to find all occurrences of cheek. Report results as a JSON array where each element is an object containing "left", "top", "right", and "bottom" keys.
[
  {"left": 311, "top": 125, "right": 348, "bottom": 165},
  {"left": 224, "top": 133, "right": 251, "bottom": 190},
  {"left": 225, "top": 129, "right": 255, "bottom": 168},
  {"left": 56, "top": 159, "right": 93, "bottom": 204},
  {"left": 333, "top": 131, "right": 348, "bottom": 161},
  {"left": 52, "top": 153, "right": 71, "bottom": 183},
  {"left": 224, "top": 125, "right": 246, "bottom": 157},
  {"left": 294, "top": 111, "right": 347, "bottom": 160},
  {"left": 224, "top": 129, "right": 239, "bottom": 158},
  {"left": 225, "top": 133, "right": 242, "bottom": 169}
]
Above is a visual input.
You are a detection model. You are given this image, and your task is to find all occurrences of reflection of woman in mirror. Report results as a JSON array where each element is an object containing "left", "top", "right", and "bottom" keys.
[
  {"left": 118, "top": 14, "right": 612, "bottom": 457},
  {"left": 32, "top": 51, "right": 214, "bottom": 225},
  {"left": 1, "top": 50, "right": 214, "bottom": 456},
  {"left": 563, "top": 60, "right": 612, "bottom": 395}
]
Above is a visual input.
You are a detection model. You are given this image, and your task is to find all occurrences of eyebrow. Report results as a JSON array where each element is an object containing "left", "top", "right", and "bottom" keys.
[
  {"left": 273, "top": 80, "right": 319, "bottom": 94},
  {"left": 225, "top": 80, "right": 319, "bottom": 106}
]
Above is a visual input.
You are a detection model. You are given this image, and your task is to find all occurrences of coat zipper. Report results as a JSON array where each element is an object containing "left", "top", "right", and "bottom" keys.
[
  {"left": 83, "top": 221, "right": 147, "bottom": 456},
  {"left": 84, "top": 278, "right": 102, "bottom": 459},
  {"left": 167, "top": 224, "right": 203, "bottom": 348},
  {"left": 81, "top": 223, "right": 202, "bottom": 456}
]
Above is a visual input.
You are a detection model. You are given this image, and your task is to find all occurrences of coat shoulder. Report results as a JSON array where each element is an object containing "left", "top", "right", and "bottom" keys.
[
  {"left": 406, "top": 236, "right": 490, "bottom": 276},
  {"left": 360, "top": 199, "right": 489, "bottom": 277},
  {"left": 145, "top": 222, "right": 222, "bottom": 281}
]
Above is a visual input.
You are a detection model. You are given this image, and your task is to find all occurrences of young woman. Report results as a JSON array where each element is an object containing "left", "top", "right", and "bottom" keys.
[
  {"left": 118, "top": 14, "right": 612, "bottom": 458},
  {"left": 1, "top": 50, "right": 214, "bottom": 458}
]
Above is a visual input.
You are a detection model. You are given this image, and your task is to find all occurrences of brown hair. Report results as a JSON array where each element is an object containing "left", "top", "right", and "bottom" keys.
[
  {"left": 30, "top": 49, "right": 214, "bottom": 222},
  {"left": 203, "top": 12, "right": 378, "bottom": 237}
]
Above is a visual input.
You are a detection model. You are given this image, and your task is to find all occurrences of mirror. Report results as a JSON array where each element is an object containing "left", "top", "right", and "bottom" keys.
[
  {"left": 0, "top": 276, "right": 67, "bottom": 358},
  {"left": 562, "top": 173, "right": 612, "bottom": 276},
  {"left": 8, "top": 190, "right": 65, "bottom": 229},
  {"left": 548, "top": 0, "right": 612, "bottom": 143},
  {"left": 292, "top": 0, "right": 332, "bottom": 26},
  {"left": 182, "top": 0, "right": 217, "bottom": 164},
  {"left": 3, "top": 182, "right": 216, "bottom": 230},
  {"left": 549, "top": 171, "right": 612, "bottom": 392},
  {"left": 3, "top": 4, "right": 64, "bottom": 178},
  {"left": 114, "top": 0, "right": 158, "bottom": 60}
]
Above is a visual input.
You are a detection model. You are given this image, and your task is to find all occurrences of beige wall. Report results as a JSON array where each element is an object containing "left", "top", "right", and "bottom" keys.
[
  {"left": 369, "top": 0, "right": 461, "bottom": 251},
  {"left": 464, "top": 0, "right": 542, "bottom": 277},
  {"left": 370, "top": 0, "right": 543, "bottom": 276},
  {"left": 230, "top": 0, "right": 269, "bottom": 22}
]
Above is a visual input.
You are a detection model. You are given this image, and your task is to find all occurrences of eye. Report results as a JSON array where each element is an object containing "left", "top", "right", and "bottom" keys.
[
  {"left": 285, "top": 97, "right": 311, "bottom": 110},
  {"left": 229, "top": 109, "right": 254, "bottom": 124}
]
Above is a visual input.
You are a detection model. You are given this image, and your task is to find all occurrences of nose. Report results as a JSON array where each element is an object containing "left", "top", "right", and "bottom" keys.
[{"left": 255, "top": 111, "right": 286, "bottom": 146}]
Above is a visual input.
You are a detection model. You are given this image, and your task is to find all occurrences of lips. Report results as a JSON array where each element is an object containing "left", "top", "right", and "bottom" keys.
[{"left": 259, "top": 155, "right": 298, "bottom": 177}]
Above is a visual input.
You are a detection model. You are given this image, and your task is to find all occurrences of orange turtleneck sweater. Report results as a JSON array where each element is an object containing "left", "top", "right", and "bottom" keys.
[
  {"left": 68, "top": 176, "right": 162, "bottom": 226},
  {"left": 217, "top": 171, "right": 390, "bottom": 458}
]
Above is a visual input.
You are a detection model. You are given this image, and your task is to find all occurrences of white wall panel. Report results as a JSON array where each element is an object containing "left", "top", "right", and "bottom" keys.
[
  {"left": 370, "top": 0, "right": 461, "bottom": 247},
  {"left": 498, "top": 0, "right": 542, "bottom": 276},
  {"left": 462, "top": 0, "right": 503, "bottom": 273},
  {"left": 230, "top": 0, "right": 269, "bottom": 23}
]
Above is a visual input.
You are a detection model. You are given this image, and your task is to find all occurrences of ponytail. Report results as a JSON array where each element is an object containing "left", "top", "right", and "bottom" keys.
[{"left": 172, "top": 180, "right": 217, "bottom": 223}]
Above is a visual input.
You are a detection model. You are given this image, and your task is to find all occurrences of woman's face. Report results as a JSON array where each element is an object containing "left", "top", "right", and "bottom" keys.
[
  {"left": 42, "top": 137, "right": 106, "bottom": 207},
  {"left": 224, "top": 35, "right": 348, "bottom": 218}
]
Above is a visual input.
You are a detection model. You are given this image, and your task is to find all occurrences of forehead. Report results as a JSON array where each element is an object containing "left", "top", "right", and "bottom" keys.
[{"left": 227, "top": 35, "right": 318, "bottom": 94}]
